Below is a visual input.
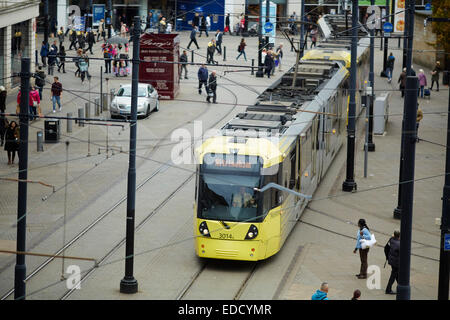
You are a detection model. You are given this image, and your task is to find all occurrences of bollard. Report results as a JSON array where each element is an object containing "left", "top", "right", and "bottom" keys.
[
  {"left": 67, "top": 112, "right": 73, "bottom": 133},
  {"left": 78, "top": 107, "right": 84, "bottom": 127},
  {"left": 251, "top": 59, "right": 255, "bottom": 75},
  {"left": 94, "top": 98, "right": 100, "bottom": 116},
  {"left": 191, "top": 50, "right": 194, "bottom": 63},
  {"left": 102, "top": 93, "right": 108, "bottom": 111},
  {"left": 37, "top": 131, "right": 44, "bottom": 152},
  {"left": 223, "top": 46, "right": 226, "bottom": 61}
]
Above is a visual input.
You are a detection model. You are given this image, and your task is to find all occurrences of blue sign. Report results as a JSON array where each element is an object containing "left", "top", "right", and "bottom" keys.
[
  {"left": 264, "top": 22, "right": 273, "bottom": 33},
  {"left": 425, "top": 3, "right": 431, "bottom": 10},
  {"left": 93, "top": 4, "right": 105, "bottom": 26},
  {"left": 383, "top": 22, "right": 393, "bottom": 33},
  {"left": 195, "top": 7, "right": 203, "bottom": 13},
  {"left": 445, "top": 234, "right": 450, "bottom": 251}
]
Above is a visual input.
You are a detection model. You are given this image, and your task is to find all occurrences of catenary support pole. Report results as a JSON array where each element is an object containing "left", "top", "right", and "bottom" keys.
[
  {"left": 342, "top": 0, "right": 358, "bottom": 192},
  {"left": 394, "top": 0, "right": 415, "bottom": 219},
  {"left": 120, "top": 16, "right": 140, "bottom": 294},
  {"left": 256, "top": 0, "right": 264, "bottom": 77},
  {"left": 438, "top": 87, "right": 450, "bottom": 300},
  {"left": 396, "top": 76, "right": 418, "bottom": 300},
  {"left": 368, "top": 0, "right": 375, "bottom": 152},
  {"left": 14, "top": 58, "right": 31, "bottom": 300}
]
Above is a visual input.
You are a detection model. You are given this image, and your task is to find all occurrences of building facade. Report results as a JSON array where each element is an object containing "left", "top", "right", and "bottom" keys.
[{"left": 0, "top": 0, "right": 40, "bottom": 89}]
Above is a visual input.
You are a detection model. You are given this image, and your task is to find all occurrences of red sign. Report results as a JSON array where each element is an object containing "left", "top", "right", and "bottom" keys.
[{"left": 139, "top": 33, "right": 180, "bottom": 100}]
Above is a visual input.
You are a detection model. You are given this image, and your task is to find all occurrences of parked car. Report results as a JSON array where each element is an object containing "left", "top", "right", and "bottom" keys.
[{"left": 110, "top": 83, "right": 159, "bottom": 119}]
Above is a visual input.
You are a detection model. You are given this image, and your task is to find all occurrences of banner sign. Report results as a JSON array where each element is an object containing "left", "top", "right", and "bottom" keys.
[
  {"left": 93, "top": 4, "right": 105, "bottom": 27},
  {"left": 393, "top": 0, "right": 406, "bottom": 33}
]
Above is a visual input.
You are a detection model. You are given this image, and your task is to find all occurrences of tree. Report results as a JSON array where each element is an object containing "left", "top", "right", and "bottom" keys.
[{"left": 432, "top": 0, "right": 450, "bottom": 68}]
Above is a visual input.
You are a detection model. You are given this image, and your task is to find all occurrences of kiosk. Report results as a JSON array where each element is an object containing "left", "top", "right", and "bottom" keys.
[{"left": 139, "top": 33, "right": 180, "bottom": 100}]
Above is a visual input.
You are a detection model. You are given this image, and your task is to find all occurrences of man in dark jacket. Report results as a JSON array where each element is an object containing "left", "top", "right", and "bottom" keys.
[
  {"left": 40, "top": 41, "right": 49, "bottom": 67},
  {"left": 47, "top": 42, "right": 58, "bottom": 75},
  {"left": 35, "top": 66, "right": 46, "bottom": 100},
  {"left": 385, "top": 230, "right": 400, "bottom": 294},
  {"left": 386, "top": 52, "right": 395, "bottom": 82},
  {"left": 264, "top": 52, "right": 274, "bottom": 79},
  {"left": 69, "top": 29, "right": 77, "bottom": 50},
  {"left": 225, "top": 14, "right": 231, "bottom": 35},
  {"left": 187, "top": 27, "right": 200, "bottom": 50},
  {"left": 86, "top": 29, "right": 96, "bottom": 55},
  {"left": 215, "top": 30, "right": 223, "bottom": 55},
  {"left": 180, "top": 50, "right": 188, "bottom": 79},
  {"left": 198, "top": 64, "right": 208, "bottom": 95},
  {"left": 206, "top": 70, "right": 217, "bottom": 103}
]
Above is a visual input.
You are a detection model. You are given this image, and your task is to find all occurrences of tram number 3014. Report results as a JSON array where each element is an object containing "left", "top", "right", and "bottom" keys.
[{"left": 219, "top": 233, "right": 233, "bottom": 240}]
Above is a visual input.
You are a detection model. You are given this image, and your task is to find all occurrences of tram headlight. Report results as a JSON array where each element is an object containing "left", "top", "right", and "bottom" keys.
[
  {"left": 199, "top": 221, "right": 210, "bottom": 237},
  {"left": 245, "top": 225, "right": 259, "bottom": 240}
]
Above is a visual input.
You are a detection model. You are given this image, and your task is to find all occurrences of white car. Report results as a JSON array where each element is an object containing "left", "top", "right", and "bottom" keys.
[{"left": 110, "top": 83, "right": 159, "bottom": 119}]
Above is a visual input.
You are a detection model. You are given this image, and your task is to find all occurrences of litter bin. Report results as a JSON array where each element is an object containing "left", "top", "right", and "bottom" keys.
[
  {"left": 443, "top": 70, "right": 449, "bottom": 86},
  {"left": 45, "top": 119, "right": 60, "bottom": 143}
]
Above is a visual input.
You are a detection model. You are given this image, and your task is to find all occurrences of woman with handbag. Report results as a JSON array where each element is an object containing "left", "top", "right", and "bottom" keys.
[
  {"left": 4, "top": 120, "right": 19, "bottom": 165},
  {"left": 29, "top": 86, "right": 41, "bottom": 120},
  {"left": 353, "top": 219, "right": 372, "bottom": 279}
]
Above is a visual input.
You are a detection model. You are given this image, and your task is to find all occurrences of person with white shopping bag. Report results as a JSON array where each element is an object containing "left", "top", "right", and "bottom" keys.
[{"left": 353, "top": 219, "right": 375, "bottom": 279}]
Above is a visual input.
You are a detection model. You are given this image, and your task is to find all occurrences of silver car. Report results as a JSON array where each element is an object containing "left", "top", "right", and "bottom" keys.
[{"left": 110, "top": 83, "right": 159, "bottom": 118}]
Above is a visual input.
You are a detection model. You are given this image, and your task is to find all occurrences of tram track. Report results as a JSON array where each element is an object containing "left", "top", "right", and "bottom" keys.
[{"left": 1, "top": 83, "right": 241, "bottom": 300}]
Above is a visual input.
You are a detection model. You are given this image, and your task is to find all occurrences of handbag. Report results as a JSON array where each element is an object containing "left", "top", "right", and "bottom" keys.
[{"left": 360, "top": 233, "right": 377, "bottom": 249}]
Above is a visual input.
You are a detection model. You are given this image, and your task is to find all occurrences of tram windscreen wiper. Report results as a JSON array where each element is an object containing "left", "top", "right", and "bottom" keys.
[{"left": 220, "top": 221, "right": 231, "bottom": 229}]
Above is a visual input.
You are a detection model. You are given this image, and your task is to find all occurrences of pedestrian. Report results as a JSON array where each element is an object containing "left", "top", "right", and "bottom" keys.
[
  {"left": 104, "top": 44, "right": 112, "bottom": 74},
  {"left": 207, "top": 39, "right": 216, "bottom": 64},
  {"left": 51, "top": 76, "right": 62, "bottom": 113},
  {"left": 180, "top": 50, "right": 188, "bottom": 79},
  {"left": 199, "top": 15, "right": 208, "bottom": 37},
  {"left": 47, "top": 42, "right": 58, "bottom": 76},
  {"left": 417, "top": 69, "right": 427, "bottom": 98},
  {"left": 86, "top": 29, "right": 95, "bottom": 55},
  {"left": 69, "top": 29, "right": 77, "bottom": 50},
  {"left": 97, "top": 19, "right": 105, "bottom": 42},
  {"left": 198, "top": 64, "right": 209, "bottom": 95},
  {"left": 50, "top": 16, "right": 58, "bottom": 37},
  {"left": 74, "top": 48, "right": 82, "bottom": 78},
  {"left": 187, "top": 26, "right": 200, "bottom": 50},
  {"left": 215, "top": 29, "right": 223, "bottom": 55},
  {"left": 40, "top": 41, "right": 49, "bottom": 67},
  {"left": 416, "top": 103, "right": 423, "bottom": 142},
  {"left": 311, "top": 282, "right": 329, "bottom": 300},
  {"left": 386, "top": 52, "right": 395, "bottom": 83},
  {"left": 35, "top": 66, "right": 46, "bottom": 100},
  {"left": 206, "top": 14, "right": 211, "bottom": 34},
  {"left": 4, "top": 120, "right": 19, "bottom": 165},
  {"left": 385, "top": 230, "right": 400, "bottom": 295},
  {"left": 145, "top": 11, "right": 153, "bottom": 30},
  {"left": 264, "top": 51, "right": 274, "bottom": 78},
  {"left": 353, "top": 218, "right": 372, "bottom": 279},
  {"left": 275, "top": 44, "right": 283, "bottom": 71},
  {"left": 225, "top": 13, "right": 231, "bottom": 35},
  {"left": 120, "top": 22, "right": 127, "bottom": 38},
  {"left": 310, "top": 28, "right": 317, "bottom": 48},
  {"left": 236, "top": 38, "right": 247, "bottom": 61},
  {"left": 193, "top": 13, "right": 200, "bottom": 28},
  {"left": 398, "top": 67, "right": 407, "bottom": 98},
  {"left": 430, "top": 61, "right": 441, "bottom": 92},
  {"left": 77, "top": 31, "right": 85, "bottom": 50},
  {"left": 29, "top": 86, "right": 41, "bottom": 120},
  {"left": 239, "top": 15, "right": 245, "bottom": 36},
  {"left": 57, "top": 26, "right": 65, "bottom": 51},
  {"left": 0, "top": 117, "right": 8, "bottom": 147},
  {"left": 57, "top": 45, "right": 66, "bottom": 73},
  {"left": 206, "top": 70, "right": 217, "bottom": 104},
  {"left": 0, "top": 86, "right": 6, "bottom": 115},
  {"left": 351, "top": 289, "right": 361, "bottom": 300},
  {"left": 79, "top": 58, "right": 91, "bottom": 83},
  {"left": 159, "top": 17, "right": 167, "bottom": 34}
]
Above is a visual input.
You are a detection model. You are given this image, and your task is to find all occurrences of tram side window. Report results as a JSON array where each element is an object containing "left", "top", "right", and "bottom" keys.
[
  {"left": 301, "top": 128, "right": 312, "bottom": 174},
  {"left": 262, "top": 173, "right": 280, "bottom": 212},
  {"left": 289, "top": 148, "right": 296, "bottom": 189}
]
